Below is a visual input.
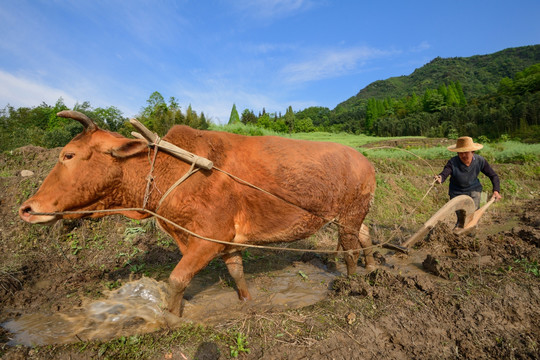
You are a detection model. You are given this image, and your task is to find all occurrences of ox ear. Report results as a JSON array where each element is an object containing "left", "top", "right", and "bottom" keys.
[{"left": 110, "top": 139, "right": 148, "bottom": 158}]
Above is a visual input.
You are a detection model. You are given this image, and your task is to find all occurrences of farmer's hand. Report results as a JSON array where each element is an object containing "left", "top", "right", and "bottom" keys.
[
  {"left": 434, "top": 175, "right": 442, "bottom": 184},
  {"left": 491, "top": 191, "right": 502, "bottom": 201}
]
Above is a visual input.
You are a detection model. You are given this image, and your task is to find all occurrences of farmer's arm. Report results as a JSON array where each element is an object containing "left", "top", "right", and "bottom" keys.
[
  {"left": 435, "top": 160, "right": 452, "bottom": 184},
  {"left": 481, "top": 160, "right": 501, "bottom": 201}
]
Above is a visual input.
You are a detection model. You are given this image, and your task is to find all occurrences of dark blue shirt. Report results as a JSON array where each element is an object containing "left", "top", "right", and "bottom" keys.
[{"left": 439, "top": 154, "right": 500, "bottom": 197}]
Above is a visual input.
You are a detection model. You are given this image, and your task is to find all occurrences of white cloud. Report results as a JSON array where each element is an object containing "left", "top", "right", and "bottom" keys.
[
  {"left": 0, "top": 70, "right": 77, "bottom": 108},
  {"left": 410, "top": 41, "right": 431, "bottom": 52},
  {"left": 172, "top": 72, "right": 306, "bottom": 124},
  {"left": 178, "top": 87, "right": 284, "bottom": 124},
  {"left": 231, "top": 0, "right": 314, "bottom": 19},
  {"left": 281, "top": 46, "right": 395, "bottom": 83},
  {"left": 242, "top": 42, "right": 297, "bottom": 55}
]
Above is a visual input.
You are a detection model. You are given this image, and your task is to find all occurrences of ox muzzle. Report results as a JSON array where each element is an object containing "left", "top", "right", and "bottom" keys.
[{"left": 19, "top": 200, "right": 59, "bottom": 225}]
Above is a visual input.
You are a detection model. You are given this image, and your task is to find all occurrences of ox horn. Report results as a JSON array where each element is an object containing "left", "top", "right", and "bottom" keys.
[{"left": 57, "top": 110, "right": 97, "bottom": 131}]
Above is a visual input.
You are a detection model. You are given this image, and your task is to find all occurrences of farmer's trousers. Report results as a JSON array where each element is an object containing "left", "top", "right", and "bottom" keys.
[{"left": 452, "top": 191, "right": 481, "bottom": 228}]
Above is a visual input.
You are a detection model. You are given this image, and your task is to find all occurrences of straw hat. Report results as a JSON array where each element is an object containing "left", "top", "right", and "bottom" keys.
[{"left": 447, "top": 136, "right": 483, "bottom": 152}]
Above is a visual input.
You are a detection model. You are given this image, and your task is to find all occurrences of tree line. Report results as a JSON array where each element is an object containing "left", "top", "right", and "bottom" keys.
[
  {"left": 1, "top": 63, "right": 539, "bottom": 152},
  {"left": 226, "top": 63, "right": 539, "bottom": 142},
  {"left": 330, "top": 63, "right": 540, "bottom": 142},
  {"left": 0, "top": 91, "right": 210, "bottom": 152}
]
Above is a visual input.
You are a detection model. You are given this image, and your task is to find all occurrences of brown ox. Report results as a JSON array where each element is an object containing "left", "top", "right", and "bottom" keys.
[{"left": 19, "top": 111, "right": 376, "bottom": 316}]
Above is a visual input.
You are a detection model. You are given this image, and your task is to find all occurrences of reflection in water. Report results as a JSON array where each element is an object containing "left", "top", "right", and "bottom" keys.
[{"left": 2, "top": 262, "right": 338, "bottom": 346}]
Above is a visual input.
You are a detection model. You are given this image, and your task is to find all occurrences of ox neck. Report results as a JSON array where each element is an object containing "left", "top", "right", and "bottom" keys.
[
  {"left": 116, "top": 146, "right": 202, "bottom": 219},
  {"left": 117, "top": 152, "right": 157, "bottom": 216},
  {"left": 120, "top": 149, "right": 194, "bottom": 213}
]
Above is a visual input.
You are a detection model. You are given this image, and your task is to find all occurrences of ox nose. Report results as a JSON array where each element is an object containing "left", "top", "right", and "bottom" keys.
[
  {"left": 18, "top": 201, "right": 57, "bottom": 224},
  {"left": 19, "top": 203, "right": 34, "bottom": 221}
]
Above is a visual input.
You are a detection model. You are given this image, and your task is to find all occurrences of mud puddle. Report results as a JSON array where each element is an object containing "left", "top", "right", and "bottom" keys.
[
  {"left": 2, "top": 277, "right": 177, "bottom": 346},
  {"left": 2, "top": 261, "right": 340, "bottom": 346}
]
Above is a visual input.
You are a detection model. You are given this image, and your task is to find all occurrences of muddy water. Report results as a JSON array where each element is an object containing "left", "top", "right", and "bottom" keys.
[
  {"left": 3, "top": 247, "right": 450, "bottom": 347},
  {"left": 2, "top": 261, "right": 339, "bottom": 346},
  {"left": 2, "top": 277, "right": 180, "bottom": 346}
]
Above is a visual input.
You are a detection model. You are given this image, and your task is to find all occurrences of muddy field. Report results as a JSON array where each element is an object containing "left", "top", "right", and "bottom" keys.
[{"left": 0, "top": 145, "right": 539, "bottom": 359}]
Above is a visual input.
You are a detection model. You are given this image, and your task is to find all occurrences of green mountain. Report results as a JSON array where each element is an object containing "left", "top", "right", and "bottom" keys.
[{"left": 335, "top": 45, "right": 540, "bottom": 113}]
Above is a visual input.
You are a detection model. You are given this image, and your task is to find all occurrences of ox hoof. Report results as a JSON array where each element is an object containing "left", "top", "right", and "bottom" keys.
[
  {"left": 365, "top": 264, "right": 376, "bottom": 272},
  {"left": 237, "top": 288, "right": 252, "bottom": 301},
  {"left": 168, "top": 308, "right": 182, "bottom": 317},
  {"left": 167, "top": 299, "right": 185, "bottom": 318}
]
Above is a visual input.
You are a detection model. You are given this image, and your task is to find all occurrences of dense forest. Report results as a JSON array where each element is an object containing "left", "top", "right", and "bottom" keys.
[{"left": 1, "top": 45, "right": 539, "bottom": 152}]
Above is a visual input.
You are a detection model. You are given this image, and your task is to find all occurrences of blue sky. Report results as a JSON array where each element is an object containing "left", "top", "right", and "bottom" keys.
[{"left": 1, "top": 1, "right": 539, "bottom": 124}]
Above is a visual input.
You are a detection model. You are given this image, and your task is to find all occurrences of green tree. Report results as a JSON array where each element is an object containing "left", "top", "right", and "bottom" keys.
[
  {"left": 241, "top": 109, "right": 257, "bottom": 124},
  {"left": 446, "top": 83, "right": 459, "bottom": 106},
  {"left": 92, "top": 106, "right": 125, "bottom": 132},
  {"left": 283, "top": 106, "right": 295, "bottom": 133},
  {"left": 228, "top": 104, "right": 240, "bottom": 124},
  {"left": 294, "top": 116, "right": 315, "bottom": 132},
  {"left": 47, "top": 98, "right": 69, "bottom": 129},
  {"left": 185, "top": 104, "right": 198, "bottom": 128},
  {"left": 139, "top": 91, "right": 168, "bottom": 134},
  {"left": 422, "top": 89, "right": 445, "bottom": 112},
  {"left": 455, "top": 81, "right": 467, "bottom": 106},
  {"left": 256, "top": 113, "right": 272, "bottom": 129},
  {"left": 199, "top": 112, "right": 209, "bottom": 129}
]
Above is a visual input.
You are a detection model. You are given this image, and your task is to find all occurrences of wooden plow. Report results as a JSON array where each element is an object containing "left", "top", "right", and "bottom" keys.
[{"left": 401, "top": 195, "right": 496, "bottom": 249}]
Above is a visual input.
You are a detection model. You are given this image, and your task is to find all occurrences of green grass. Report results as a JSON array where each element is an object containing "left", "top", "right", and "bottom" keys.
[
  {"left": 210, "top": 124, "right": 539, "bottom": 164},
  {"left": 361, "top": 141, "right": 540, "bottom": 163},
  {"left": 209, "top": 123, "right": 282, "bottom": 137},
  {"left": 287, "top": 131, "right": 390, "bottom": 148}
]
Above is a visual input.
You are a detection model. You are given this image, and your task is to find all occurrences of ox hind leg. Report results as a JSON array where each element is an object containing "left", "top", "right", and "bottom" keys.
[
  {"left": 222, "top": 251, "right": 252, "bottom": 301},
  {"left": 338, "top": 223, "right": 375, "bottom": 275}
]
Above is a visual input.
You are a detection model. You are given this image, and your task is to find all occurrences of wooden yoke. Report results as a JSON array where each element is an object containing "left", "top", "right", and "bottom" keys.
[{"left": 129, "top": 119, "right": 214, "bottom": 170}]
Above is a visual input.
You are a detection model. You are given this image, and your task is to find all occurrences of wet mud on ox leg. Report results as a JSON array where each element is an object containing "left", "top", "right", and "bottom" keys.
[
  {"left": 338, "top": 224, "right": 375, "bottom": 275},
  {"left": 167, "top": 239, "right": 223, "bottom": 316},
  {"left": 359, "top": 224, "right": 375, "bottom": 271},
  {"left": 222, "top": 251, "right": 252, "bottom": 301}
]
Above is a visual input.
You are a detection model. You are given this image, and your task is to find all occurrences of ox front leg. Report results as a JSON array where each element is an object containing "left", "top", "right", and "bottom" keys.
[
  {"left": 223, "top": 251, "right": 252, "bottom": 301},
  {"left": 168, "top": 245, "right": 218, "bottom": 317}
]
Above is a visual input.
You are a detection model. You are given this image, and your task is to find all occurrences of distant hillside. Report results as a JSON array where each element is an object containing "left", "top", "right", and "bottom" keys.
[{"left": 335, "top": 45, "right": 540, "bottom": 112}]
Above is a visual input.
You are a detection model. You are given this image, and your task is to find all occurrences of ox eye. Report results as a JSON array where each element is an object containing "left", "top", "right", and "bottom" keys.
[{"left": 63, "top": 153, "right": 75, "bottom": 160}]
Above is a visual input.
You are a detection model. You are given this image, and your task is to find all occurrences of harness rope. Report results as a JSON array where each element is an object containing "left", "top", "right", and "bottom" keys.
[
  {"left": 29, "top": 144, "right": 437, "bottom": 255},
  {"left": 142, "top": 135, "right": 161, "bottom": 210}
]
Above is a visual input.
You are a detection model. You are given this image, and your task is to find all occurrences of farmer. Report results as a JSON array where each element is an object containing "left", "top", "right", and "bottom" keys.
[{"left": 434, "top": 136, "right": 501, "bottom": 228}]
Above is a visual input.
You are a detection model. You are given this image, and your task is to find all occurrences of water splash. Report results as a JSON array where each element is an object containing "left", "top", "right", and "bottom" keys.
[
  {"left": 3, "top": 277, "right": 180, "bottom": 346},
  {"left": 3, "top": 261, "right": 339, "bottom": 346}
]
